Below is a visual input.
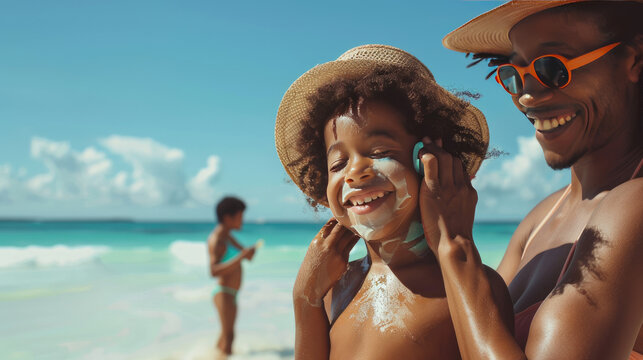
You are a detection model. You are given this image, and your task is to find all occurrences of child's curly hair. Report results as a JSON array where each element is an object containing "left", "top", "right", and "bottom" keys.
[{"left": 290, "top": 65, "right": 487, "bottom": 209}]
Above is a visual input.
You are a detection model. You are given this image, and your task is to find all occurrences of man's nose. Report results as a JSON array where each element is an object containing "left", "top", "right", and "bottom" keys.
[
  {"left": 345, "top": 157, "right": 374, "bottom": 185},
  {"left": 518, "top": 75, "right": 554, "bottom": 108}
]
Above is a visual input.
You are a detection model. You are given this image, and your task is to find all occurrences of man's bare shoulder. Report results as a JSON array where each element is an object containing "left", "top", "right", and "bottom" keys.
[
  {"left": 601, "top": 177, "right": 643, "bottom": 209},
  {"left": 590, "top": 177, "right": 643, "bottom": 244}
]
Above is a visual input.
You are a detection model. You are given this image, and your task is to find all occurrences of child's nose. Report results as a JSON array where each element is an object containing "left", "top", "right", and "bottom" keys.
[{"left": 345, "top": 160, "right": 374, "bottom": 185}]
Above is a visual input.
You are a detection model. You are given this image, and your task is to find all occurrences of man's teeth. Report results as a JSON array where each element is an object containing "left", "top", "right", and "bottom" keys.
[
  {"left": 351, "top": 192, "right": 386, "bottom": 206},
  {"left": 533, "top": 114, "right": 575, "bottom": 131}
]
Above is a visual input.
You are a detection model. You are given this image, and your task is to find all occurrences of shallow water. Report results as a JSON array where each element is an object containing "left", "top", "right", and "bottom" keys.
[{"left": 0, "top": 221, "right": 516, "bottom": 360}]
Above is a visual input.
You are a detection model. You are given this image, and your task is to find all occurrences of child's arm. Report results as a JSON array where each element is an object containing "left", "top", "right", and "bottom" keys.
[
  {"left": 293, "top": 219, "right": 360, "bottom": 359},
  {"left": 293, "top": 296, "right": 331, "bottom": 359}
]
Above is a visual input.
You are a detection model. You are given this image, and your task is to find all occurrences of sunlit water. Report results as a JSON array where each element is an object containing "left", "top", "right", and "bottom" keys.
[{"left": 0, "top": 221, "right": 516, "bottom": 360}]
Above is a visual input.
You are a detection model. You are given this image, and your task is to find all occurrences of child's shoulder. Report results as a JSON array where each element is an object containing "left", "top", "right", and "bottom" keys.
[{"left": 324, "top": 256, "right": 370, "bottom": 325}]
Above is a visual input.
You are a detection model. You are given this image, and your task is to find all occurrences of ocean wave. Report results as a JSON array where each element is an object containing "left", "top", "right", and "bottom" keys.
[
  {"left": 166, "top": 285, "right": 212, "bottom": 303},
  {"left": 0, "top": 245, "right": 110, "bottom": 268},
  {"left": 169, "top": 240, "right": 207, "bottom": 267}
]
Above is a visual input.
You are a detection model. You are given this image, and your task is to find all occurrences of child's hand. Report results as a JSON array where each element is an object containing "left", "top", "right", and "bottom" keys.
[
  {"left": 418, "top": 137, "right": 477, "bottom": 258},
  {"left": 241, "top": 247, "right": 256, "bottom": 261},
  {"left": 293, "top": 218, "right": 360, "bottom": 307}
]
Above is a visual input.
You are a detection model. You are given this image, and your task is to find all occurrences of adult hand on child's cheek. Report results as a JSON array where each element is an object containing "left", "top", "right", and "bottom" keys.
[
  {"left": 418, "top": 137, "right": 477, "bottom": 260},
  {"left": 293, "top": 218, "right": 360, "bottom": 307}
]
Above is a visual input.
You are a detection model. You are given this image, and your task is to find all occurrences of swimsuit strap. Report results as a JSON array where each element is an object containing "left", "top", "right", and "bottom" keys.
[
  {"left": 521, "top": 156, "right": 643, "bottom": 260},
  {"left": 555, "top": 156, "right": 643, "bottom": 281},
  {"left": 556, "top": 241, "right": 578, "bottom": 284},
  {"left": 521, "top": 185, "right": 572, "bottom": 260},
  {"left": 630, "top": 157, "right": 643, "bottom": 180}
]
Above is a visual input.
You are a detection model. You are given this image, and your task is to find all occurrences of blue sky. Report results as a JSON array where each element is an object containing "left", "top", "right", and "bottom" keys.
[{"left": 0, "top": 0, "right": 569, "bottom": 222}]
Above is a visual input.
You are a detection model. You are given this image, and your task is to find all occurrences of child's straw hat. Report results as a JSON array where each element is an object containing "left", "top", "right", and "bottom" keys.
[{"left": 275, "top": 44, "right": 489, "bottom": 205}]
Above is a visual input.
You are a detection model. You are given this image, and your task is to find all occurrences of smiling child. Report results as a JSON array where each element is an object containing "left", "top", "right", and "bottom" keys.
[{"left": 276, "top": 44, "right": 513, "bottom": 359}]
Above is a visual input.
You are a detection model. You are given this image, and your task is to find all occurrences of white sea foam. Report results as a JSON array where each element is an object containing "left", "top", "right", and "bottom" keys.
[
  {"left": 0, "top": 245, "right": 110, "bottom": 268},
  {"left": 167, "top": 285, "right": 212, "bottom": 303},
  {"left": 169, "top": 240, "right": 207, "bottom": 267}
]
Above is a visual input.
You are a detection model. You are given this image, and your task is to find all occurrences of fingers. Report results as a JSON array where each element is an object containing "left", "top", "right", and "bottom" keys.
[
  {"left": 453, "top": 157, "right": 465, "bottom": 187},
  {"left": 420, "top": 137, "right": 469, "bottom": 190},
  {"left": 318, "top": 218, "right": 338, "bottom": 240},
  {"left": 420, "top": 138, "right": 441, "bottom": 192},
  {"left": 319, "top": 220, "right": 359, "bottom": 257},
  {"left": 341, "top": 233, "right": 360, "bottom": 259}
]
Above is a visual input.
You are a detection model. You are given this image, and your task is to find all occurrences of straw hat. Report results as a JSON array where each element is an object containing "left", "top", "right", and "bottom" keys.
[
  {"left": 275, "top": 44, "right": 489, "bottom": 205},
  {"left": 443, "top": 0, "right": 643, "bottom": 56}
]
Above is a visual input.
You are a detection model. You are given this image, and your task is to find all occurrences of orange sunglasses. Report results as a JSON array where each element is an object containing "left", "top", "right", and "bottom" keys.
[{"left": 495, "top": 42, "right": 621, "bottom": 95}]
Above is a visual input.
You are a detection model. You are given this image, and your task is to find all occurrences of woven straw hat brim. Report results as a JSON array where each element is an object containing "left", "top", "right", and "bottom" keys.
[
  {"left": 443, "top": 0, "right": 642, "bottom": 56},
  {"left": 275, "top": 47, "right": 489, "bottom": 207}
]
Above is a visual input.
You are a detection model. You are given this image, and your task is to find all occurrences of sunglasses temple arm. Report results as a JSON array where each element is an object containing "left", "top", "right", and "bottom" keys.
[{"left": 567, "top": 42, "right": 621, "bottom": 70}]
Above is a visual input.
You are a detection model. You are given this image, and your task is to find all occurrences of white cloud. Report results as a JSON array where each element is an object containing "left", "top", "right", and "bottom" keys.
[
  {"left": 474, "top": 136, "right": 569, "bottom": 220},
  {"left": 27, "top": 137, "right": 114, "bottom": 202},
  {"left": 187, "top": 155, "right": 220, "bottom": 205},
  {"left": 0, "top": 136, "right": 220, "bottom": 208},
  {"left": 101, "top": 136, "right": 188, "bottom": 206}
]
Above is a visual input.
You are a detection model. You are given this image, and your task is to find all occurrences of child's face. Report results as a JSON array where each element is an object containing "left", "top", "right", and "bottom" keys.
[
  {"left": 224, "top": 211, "right": 244, "bottom": 230},
  {"left": 323, "top": 101, "right": 420, "bottom": 241}
]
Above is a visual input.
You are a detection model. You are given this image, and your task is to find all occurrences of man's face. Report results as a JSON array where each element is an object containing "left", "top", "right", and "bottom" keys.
[
  {"left": 323, "top": 101, "right": 419, "bottom": 242},
  {"left": 508, "top": 9, "right": 631, "bottom": 169}
]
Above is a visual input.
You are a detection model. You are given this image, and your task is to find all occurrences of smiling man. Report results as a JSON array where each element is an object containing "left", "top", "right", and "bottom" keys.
[{"left": 423, "top": 1, "right": 643, "bottom": 359}]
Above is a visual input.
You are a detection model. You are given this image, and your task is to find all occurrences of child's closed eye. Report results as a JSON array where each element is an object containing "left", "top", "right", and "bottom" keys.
[
  {"left": 329, "top": 158, "right": 347, "bottom": 172},
  {"left": 370, "top": 150, "right": 393, "bottom": 159}
]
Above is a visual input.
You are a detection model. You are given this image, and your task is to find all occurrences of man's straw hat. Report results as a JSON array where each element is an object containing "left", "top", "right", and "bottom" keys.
[
  {"left": 443, "top": 0, "right": 643, "bottom": 56},
  {"left": 275, "top": 44, "right": 489, "bottom": 205}
]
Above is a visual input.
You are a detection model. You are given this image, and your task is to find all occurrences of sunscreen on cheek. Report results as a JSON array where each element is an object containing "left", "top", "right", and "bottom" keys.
[{"left": 342, "top": 157, "right": 412, "bottom": 240}]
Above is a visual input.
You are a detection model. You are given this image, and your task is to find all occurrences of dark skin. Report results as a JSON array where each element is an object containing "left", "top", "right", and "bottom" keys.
[
  {"left": 292, "top": 101, "right": 513, "bottom": 359},
  {"left": 427, "top": 9, "right": 643, "bottom": 360},
  {"left": 207, "top": 210, "right": 256, "bottom": 355}
]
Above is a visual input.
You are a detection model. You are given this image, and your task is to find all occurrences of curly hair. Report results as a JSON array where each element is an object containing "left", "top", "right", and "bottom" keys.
[{"left": 291, "top": 66, "right": 487, "bottom": 209}]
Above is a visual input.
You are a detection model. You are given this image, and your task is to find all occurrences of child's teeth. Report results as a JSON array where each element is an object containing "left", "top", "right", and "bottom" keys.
[
  {"left": 565, "top": 115, "right": 571, "bottom": 121},
  {"left": 349, "top": 191, "right": 390, "bottom": 207},
  {"left": 559, "top": 117, "right": 566, "bottom": 125},
  {"left": 542, "top": 119, "right": 552, "bottom": 130},
  {"left": 552, "top": 119, "right": 559, "bottom": 128}
]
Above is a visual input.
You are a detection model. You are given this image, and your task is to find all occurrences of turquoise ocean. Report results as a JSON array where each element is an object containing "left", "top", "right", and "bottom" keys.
[{"left": 0, "top": 221, "right": 517, "bottom": 360}]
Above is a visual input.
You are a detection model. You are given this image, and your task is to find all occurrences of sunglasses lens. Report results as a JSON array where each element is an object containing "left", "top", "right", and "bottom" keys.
[
  {"left": 498, "top": 66, "right": 522, "bottom": 94},
  {"left": 534, "top": 57, "right": 569, "bottom": 88}
]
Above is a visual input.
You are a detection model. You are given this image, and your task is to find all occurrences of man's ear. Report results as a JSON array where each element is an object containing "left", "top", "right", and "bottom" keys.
[{"left": 625, "top": 34, "right": 643, "bottom": 83}]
